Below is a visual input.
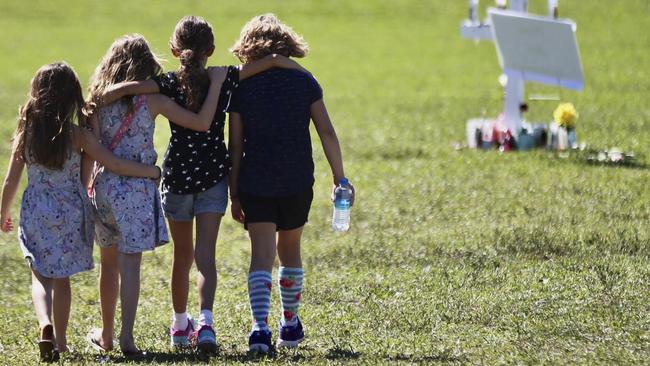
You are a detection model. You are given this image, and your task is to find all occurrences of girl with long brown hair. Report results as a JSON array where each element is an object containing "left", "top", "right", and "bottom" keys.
[
  {"left": 84, "top": 34, "right": 228, "bottom": 357},
  {"left": 0, "top": 62, "right": 161, "bottom": 362},
  {"left": 97, "top": 15, "right": 308, "bottom": 353}
]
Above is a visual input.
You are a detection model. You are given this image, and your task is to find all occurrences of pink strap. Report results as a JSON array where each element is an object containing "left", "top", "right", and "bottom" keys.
[
  {"left": 87, "top": 95, "right": 146, "bottom": 198},
  {"left": 108, "top": 95, "right": 147, "bottom": 151}
]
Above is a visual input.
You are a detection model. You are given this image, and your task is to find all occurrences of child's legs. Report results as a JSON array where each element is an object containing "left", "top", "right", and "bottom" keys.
[
  {"left": 99, "top": 245, "right": 119, "bottom": 344},
  {"left": 248, "top": 223, "right": 278, "bottom": 273},
  {"left": 31, "top": 269, "right": 54, "bottom": 333},
  {"left": 117, "top": 251, "right": 142, "bottom": 350},
  {"left": 168, "top": 219, "right": 194, "bottom": 314},
  {"left": 277, "top": 227, "right": 303, "bottom": 268},
  {"left": 194, "top": 213, "right": 222, "bottom": 313},
  {"left": 52, "top": 277, "right": 71, "bottom": 351},
  {"left": 246, "top": 223, "right": 277, "bottom": 331},
  {"left": 277, "top": 227, "right": 305, "bottom": 326}
]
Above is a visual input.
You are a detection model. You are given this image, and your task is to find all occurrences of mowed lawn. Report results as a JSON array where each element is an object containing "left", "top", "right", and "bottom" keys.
[{"left": 0, "top": 0, "right": 649, "bottom": 364}]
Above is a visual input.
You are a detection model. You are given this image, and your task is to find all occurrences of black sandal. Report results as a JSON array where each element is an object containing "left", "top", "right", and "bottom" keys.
[{"left": 38, "top": 325, "right": 60, "bottom": 363}]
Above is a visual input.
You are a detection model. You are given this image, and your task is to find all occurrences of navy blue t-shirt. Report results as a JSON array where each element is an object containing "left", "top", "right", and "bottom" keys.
[{"left": 229, "top": 68, "right": 323, "bottom": 197}]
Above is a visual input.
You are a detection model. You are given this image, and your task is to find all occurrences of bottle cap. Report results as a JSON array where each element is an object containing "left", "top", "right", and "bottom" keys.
[{"left": 340, "top": 178, "right": 349, "bottom": 186}]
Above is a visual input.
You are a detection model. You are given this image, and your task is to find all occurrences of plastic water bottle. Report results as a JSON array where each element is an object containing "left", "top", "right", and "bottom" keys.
[{"left": 332, "top": 178, "right": 351, "bottom": 232}]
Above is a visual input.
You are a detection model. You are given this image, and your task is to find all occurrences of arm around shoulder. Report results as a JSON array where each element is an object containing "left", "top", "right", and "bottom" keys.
[
  {"left": 97, "top": 80, "right": 160, "bottom": 107},
  {"left": 75, "top": 126, "right": 159, "bottom": 179}
]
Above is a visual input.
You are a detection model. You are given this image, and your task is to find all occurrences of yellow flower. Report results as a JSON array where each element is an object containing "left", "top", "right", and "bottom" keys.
[{"left": 553, "top": 103, "right": 579, "bottom": 129}]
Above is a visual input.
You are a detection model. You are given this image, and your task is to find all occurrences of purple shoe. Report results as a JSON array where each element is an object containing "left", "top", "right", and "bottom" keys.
[
  {"left": 277, "top": 318, "right": 304, "bottom": 348},
  {"left": 170, "top": 317, "right": 195, "bottom": 348},
  {"left": 195, "top": 325, "right": 218, "bottom": 354},
  {"left": 248, "top": 329, "right": 272, "bottom": 353}
]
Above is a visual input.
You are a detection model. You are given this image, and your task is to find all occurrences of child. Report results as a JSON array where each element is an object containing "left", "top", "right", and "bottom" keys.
[
  {"left": 0, "top": 62, "right": 161, "bottom": 362},
  {"left": 85, "top": 34, "right": 228, "bottom": 357},
  {"left": 97, "top": 16, "right": 309, "bottom": 353},
  {"left": 228, "top": 14, "right": 355, "bottom": 352}
]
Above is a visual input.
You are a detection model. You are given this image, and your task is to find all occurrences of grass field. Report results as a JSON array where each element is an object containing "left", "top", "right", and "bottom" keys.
[{"left": 1, "top": 0, "right": 649, "bottom": 364}]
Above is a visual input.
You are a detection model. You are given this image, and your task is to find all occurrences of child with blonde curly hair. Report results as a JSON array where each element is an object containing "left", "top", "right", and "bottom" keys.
[{"left": 228, "top": 14, "right": 355, "bottom": 352}]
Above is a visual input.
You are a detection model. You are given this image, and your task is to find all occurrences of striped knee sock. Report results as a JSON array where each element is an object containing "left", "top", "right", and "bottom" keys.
[
  {"left": 248, "top": 271, "right": 272, "bottom": 331},
  {"left": 278, "top": 267, "right": 304, "bottom": 326}
]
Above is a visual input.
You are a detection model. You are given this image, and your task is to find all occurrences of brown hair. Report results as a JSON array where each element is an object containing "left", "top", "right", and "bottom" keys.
[
  {"left": 170, "top": 16, "right": 214, "bottom": 111},
  {"left": 230, "top": 13, "right": 308, "bottom": 63},
  {"left": 14, "top": 62, "right": 85, "bottom": 170},
  {"left": 89, "top": 34, "right": 162, "bottom": 111}
]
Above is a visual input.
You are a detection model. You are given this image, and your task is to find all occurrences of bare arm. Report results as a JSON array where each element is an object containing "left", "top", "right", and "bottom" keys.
[
  {"left": 239, "top": 54, "right": 309, "bottom": 81},
  {"left": 96, "top": 80, "right": 160, "bottom": 107},
  {"left": 1, "top": 146, "right": 25, "bottom": 232},
  {"left": 311, "top": 99, "right": 355, "bottom": 205},
  {"left": 148, "top": 67, "right": 227, "bottom": 132},
  {"left": 74, "top": 127, "right": 159, "bottom": 179},
  {"left": 80, "top": 113, "right": 101, "bottom": 188},
  {"left": 311, "top": 100, "right": 345, "bottom": 184},
  {"left": 228, "top": 112, "right": 245, "bottom": 223}
]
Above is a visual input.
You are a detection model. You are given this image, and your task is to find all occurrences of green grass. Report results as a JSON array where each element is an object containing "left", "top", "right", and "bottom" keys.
[{"left": 1, "top": 0, "right": 650, "bottom": 364}]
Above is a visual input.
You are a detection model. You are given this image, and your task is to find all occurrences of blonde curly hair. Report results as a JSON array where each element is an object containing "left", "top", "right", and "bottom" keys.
[{"left": 230, "top": 13, "right": 308, "bottom": 63}]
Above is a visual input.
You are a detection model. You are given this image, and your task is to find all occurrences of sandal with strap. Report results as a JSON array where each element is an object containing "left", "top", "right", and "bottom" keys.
[
  {"left": 38, "top": 325, "right": 60, "bottom": 363},
  {"left": 85, "top": 328, "right": 113, "bottom": 353}
]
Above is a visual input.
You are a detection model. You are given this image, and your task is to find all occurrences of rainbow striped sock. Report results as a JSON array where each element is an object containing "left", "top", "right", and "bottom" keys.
[
  {"left": 278, "top": 267, "right": 304, "bottom": 326},
  {"left": 248, "top": 271, "right": 272, "bottom": 331}
]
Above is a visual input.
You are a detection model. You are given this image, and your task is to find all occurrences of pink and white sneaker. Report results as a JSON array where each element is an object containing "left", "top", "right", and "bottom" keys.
[{"left": 170, "top": 316, "right": 195, "bottom": 348}]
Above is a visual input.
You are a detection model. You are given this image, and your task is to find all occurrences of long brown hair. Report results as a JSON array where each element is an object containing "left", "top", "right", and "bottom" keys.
[
  {"left": 89, "top": 34, "right": 162, "bottom": 111},
  {"left": 170, "top": 16, "right": 214, "bottom": 112},
  {"left": 14, "top": 62, "right": 85, "bottom": 170},
  {"left": 230, "top": 13, "right": 308, "bottom": 63}
]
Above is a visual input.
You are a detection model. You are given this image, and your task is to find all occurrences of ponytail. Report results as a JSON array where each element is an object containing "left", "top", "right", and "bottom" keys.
[{"left": 171, "top": 16, "right": 214, "bottom": 112}]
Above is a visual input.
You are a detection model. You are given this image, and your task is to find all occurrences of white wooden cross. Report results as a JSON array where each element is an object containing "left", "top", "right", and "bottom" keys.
[{"left": 460, "top": 0, "right": 583, "bottom": 136}]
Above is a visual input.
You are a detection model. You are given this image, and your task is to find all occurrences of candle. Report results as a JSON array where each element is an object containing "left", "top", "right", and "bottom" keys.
[
  {"left": 548, "top": 0, "right": 558, "bottom": 18},
  {"left": 469, "top": 0, "right": 479, "bottom": 24}
]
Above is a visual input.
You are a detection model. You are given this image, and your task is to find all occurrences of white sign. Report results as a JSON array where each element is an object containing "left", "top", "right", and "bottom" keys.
[{"left": 489, "top": 9, "right": 584, "bottom": 90}]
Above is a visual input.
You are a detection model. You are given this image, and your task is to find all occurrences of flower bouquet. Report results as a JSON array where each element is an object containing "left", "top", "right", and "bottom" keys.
[{"left": 549, "top": 102, "right": 579, "bottom": 150}]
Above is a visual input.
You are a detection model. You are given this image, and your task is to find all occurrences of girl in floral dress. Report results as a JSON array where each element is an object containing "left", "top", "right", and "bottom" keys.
[
  {"left": 85, "top": 34, "right": 228, "bottom": 357},
  {"left": 0, "top": 62, "right": 161, "bottom": 362}
]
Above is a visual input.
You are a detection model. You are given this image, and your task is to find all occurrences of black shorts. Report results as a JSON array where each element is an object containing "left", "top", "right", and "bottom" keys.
[{"left": 239, "top": 187, "right": 313, "bottom": 231}]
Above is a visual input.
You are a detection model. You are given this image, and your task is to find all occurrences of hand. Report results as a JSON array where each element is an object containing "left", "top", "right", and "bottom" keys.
[
  {"left": 1, "top": 215, "right": 14, "bottom": 232},
  {"left": 208, "top": 66, "right": 228, "bottom": 86},
  {"left": 331, "top": 181, "right": 356, "bottom": 206},
  {"left": 153, "top": 166, "right": 162, "bottom": 188},
  {"left": 230, "top": 198, "right": 245, "bottom": 224},
  {"left": 271, "top": 54, "right": 310, "bottom": 74}
]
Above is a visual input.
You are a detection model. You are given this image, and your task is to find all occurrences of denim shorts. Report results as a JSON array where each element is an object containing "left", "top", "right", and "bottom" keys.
[{"left": 161, "top": 178, "right": 228, "bottom": 221}]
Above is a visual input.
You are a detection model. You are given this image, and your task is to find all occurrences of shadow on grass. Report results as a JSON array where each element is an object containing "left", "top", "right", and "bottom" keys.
[
  {"left": 103, "top": 348, "right": 325, "bottom": 364},
  {"left": 325, "top": 344, "right": 362, "bottom": 360},
  {"left": 384, "top": 353, "right": 468, "bottom": 363}
]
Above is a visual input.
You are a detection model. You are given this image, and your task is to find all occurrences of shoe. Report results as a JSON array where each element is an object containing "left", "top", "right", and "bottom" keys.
[
  {"left": 248, "top": 329, "right": 272, "bottom": 353},
  {"left": 195, "top": 325, "right": 218, "bottom": 354},
  {"left": 276, "top": 318, "right": 304, "bottom": 348},
  {"left": 85, "top": 328, "right": 113, "bottom": 353},
  {"left": 39, "top": 325, "right": 60, "bottom": 363},
  {"left": 170, "top": 316, "right": 195, "bottom": 348}
]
